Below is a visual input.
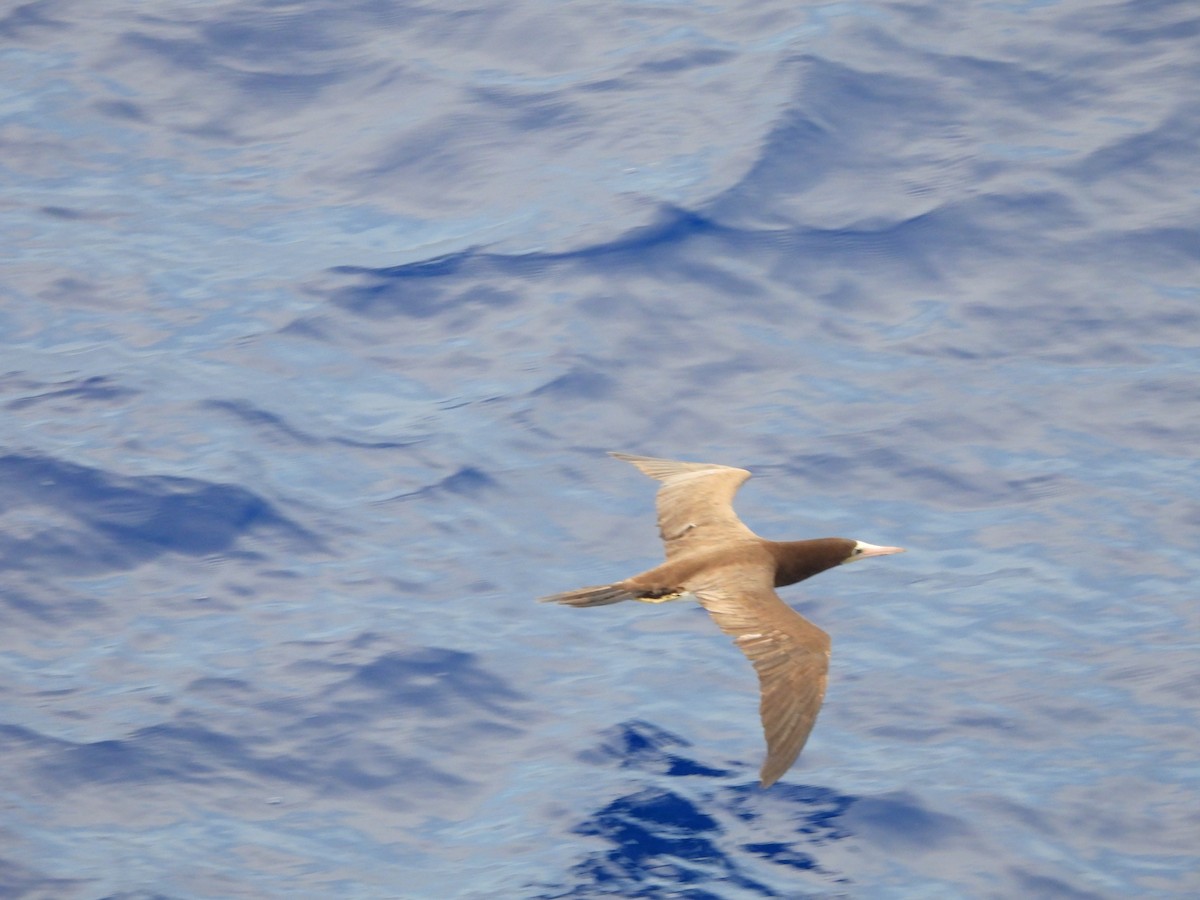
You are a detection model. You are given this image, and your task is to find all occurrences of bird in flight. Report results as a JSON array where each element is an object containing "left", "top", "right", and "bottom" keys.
[{"left": 541, "top": 452, "right": 904, "bottom": 787}]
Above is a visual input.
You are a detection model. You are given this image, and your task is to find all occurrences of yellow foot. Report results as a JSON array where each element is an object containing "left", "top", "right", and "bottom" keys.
[{"left": 635, "top": 591, "right": 685, "bottom": 604}]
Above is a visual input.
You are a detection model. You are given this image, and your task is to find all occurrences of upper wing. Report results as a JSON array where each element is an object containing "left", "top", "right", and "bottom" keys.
[
  {"left": 609, "top": 452, "right": 758, "bottom": 558},
  {"left": 691, "top": 564, "right": 832, "bottom": 788}
]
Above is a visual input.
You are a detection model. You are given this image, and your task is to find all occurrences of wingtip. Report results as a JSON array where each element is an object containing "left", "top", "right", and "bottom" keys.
[{"left": 608, "top": 450, "right": 662, "bottom": 469}]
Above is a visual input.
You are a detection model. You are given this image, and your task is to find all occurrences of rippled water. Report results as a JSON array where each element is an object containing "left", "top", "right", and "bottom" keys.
[{"left": 2, "top": 1, "right": 1198, "bottom": 897}]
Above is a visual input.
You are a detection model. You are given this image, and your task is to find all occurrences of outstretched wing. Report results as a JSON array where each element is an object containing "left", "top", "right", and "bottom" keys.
[
  {"left": 691, "top": 563, "right": 831, "bottom": 788},
  {"left": 609, "top": 452, "right": 758, "bottom": 559}
]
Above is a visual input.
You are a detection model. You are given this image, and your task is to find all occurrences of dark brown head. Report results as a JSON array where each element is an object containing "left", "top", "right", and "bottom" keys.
[{"left": 771, "top": 538, "right": 905, "bottom": 588}]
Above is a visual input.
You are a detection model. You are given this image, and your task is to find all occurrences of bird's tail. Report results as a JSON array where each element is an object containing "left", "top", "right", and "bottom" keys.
[{"left": 538, "top": 584, "right": 637, "bottom": 607}]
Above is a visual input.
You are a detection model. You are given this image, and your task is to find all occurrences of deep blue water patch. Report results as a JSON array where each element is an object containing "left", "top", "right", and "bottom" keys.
[{"left": 0, "top": 453, "right": 319, "bottom": 575}]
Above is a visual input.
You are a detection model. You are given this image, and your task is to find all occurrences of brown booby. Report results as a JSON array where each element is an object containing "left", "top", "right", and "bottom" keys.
[{"left": 540, "top": 451, "right": 904, "bottom": 787}]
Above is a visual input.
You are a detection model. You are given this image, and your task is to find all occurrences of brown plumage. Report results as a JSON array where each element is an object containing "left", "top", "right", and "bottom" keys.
[{"left": 540, "top": 451, "right": 904, "bottom": 787}]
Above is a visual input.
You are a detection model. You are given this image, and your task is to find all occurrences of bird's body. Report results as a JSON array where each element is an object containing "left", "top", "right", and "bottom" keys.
[{"left": 540, "top": 451, "right": 904, "bottom": 787}]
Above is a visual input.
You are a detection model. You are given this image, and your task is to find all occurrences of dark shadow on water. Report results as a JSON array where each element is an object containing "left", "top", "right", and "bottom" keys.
[
  {"left": 344, "top": 647, "right": 524, "bottom": 715},
  {"left": 532, "top": 721, "right": 860, "bottom": 898},
  {"left": 319, "top": 196, "right": 980, "bottom": 327},
  {"left": 191, "top": 391, "right": 427, "bottom": 451},
  {"left": 0, "top": 453, "right": 320, "bottom": 577},
  {"left": 332, "top": 206, "right": 722, "bottom": 276},
  {"left": 839, "top": 791, "right": 972, "bottom": 852},
  {"left": 324, "top": 206, "right": 733, "bottom": 320},
  {"left": 556, "top": 787, "right": 772, "bottom": 900},
  {"left": 3, "top": 375, "right": 137, "bottom": 410},
  {"left": 0, "top": 856, "right": 88, "bottom": 900},
  {"left": 533, "top": 720, "right": 979, "bottom": 897},
  {"left": 531, "top": 368, "right": 617, "bottom": 402},
  {"left": 5, "top": 642, "right": 529, "bottom": 807},
  {"left": 578, "top": 720, "right": 731, "bottom": 780}
]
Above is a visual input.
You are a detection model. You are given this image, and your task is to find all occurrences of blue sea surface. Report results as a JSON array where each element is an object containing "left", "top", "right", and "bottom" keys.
[{"left": 2, "top": 0, "right": 1198, "bottom": 897}]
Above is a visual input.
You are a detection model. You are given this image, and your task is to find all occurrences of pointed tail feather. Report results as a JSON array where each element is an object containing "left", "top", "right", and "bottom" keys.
[{"left": 539, "top": 584, "right": 636, "bottom": 607}]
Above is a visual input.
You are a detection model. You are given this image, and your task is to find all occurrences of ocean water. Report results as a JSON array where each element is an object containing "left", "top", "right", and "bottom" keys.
[{"left": 2, "top": 1, "right": 1198, "bottom": 897}]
